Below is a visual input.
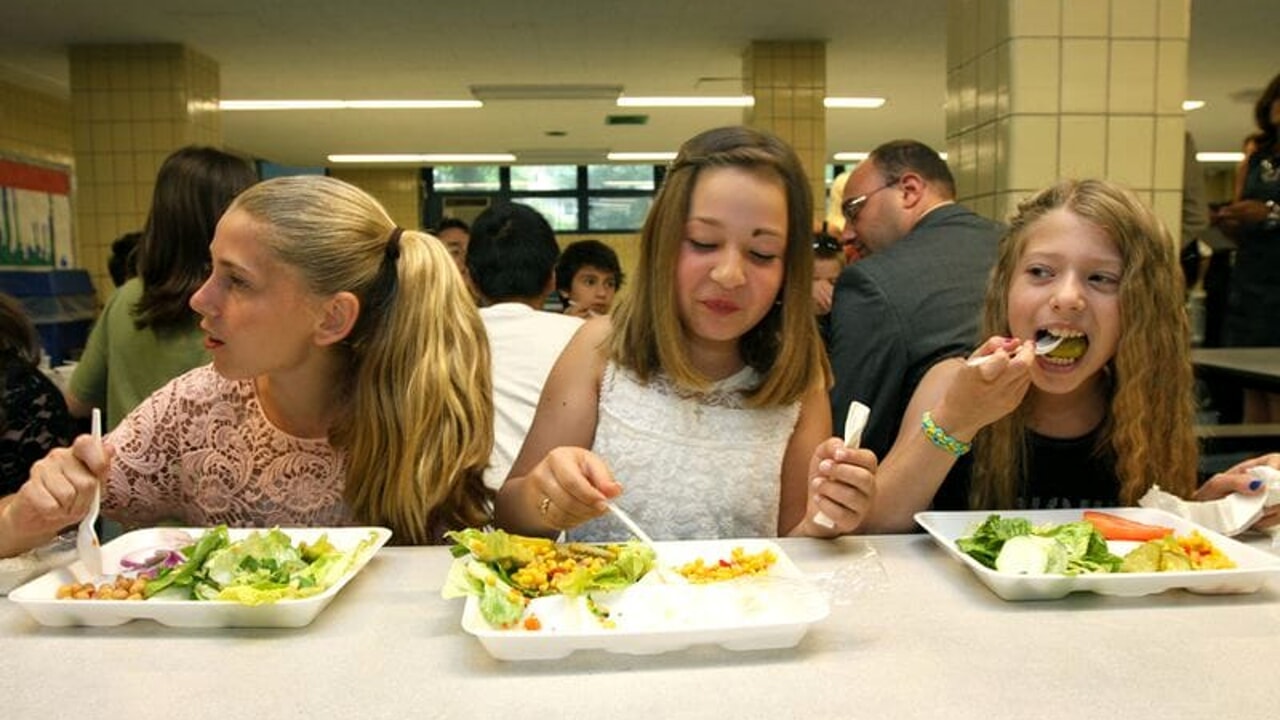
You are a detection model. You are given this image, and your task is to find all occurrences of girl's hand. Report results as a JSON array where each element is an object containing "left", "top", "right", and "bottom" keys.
[
  {"left": 1195, "top": 453, "right": 1280, "bottom": 530},
  {"left": 1, "top": 435, "right": 111, "bottom": 556},
  {"left": 523, "top": 447, "right": 619, "bottom": 532},
  {"left": 803, "top": 437, "right": 877, "bottom": 536},
  {"left": 934, "top": 336, "right": 1035, "bottom": 439}
]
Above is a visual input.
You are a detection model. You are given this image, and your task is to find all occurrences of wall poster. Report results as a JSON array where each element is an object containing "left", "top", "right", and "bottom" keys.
[{"left": 0, "top": 155, "right": 74, "bottom": 269}]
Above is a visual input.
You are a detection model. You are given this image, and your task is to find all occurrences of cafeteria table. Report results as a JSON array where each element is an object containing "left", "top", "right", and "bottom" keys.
[
  {"left": 3, "top": 533, "right": 1278, "bottom": 720},
  {"left": 1192, "top": 347, "right": 1280, "bottom": 395}
]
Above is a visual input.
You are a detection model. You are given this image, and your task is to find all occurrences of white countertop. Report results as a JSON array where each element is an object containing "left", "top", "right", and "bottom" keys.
[{"left": 2, "top": 533, "right": 1278, "bottom": 719}]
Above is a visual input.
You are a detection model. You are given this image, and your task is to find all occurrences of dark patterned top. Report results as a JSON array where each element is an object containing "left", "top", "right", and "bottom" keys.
[{"left": 0, "top": 357, "right": 75, "bottom": 495}]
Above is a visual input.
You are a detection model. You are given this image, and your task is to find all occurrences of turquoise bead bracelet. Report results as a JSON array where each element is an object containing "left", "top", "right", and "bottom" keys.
[{"left": 921, "top": 411, "right": 972, "bottom": 456}]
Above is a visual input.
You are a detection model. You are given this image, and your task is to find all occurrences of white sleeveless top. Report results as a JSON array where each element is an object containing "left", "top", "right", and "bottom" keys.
[{"left": 567, "top": 362, "right": 801, "bottom": 542}]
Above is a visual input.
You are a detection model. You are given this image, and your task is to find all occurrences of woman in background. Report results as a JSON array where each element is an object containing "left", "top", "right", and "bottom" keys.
[
  {"left": 67, "top": 146, "right": 258, "bottom": 429},
  {"left": 1212, "top": 72, "right": 1280, "bottom": 422}
]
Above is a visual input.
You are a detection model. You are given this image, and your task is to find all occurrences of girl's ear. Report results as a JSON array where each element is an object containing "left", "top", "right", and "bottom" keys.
[{"left": 315, "top": 291, "right": 360, "bottom": 346}]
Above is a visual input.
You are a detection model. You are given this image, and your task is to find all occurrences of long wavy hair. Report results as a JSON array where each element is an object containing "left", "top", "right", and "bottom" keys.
[
  {"left": 1248, "top": 72, "right": 1280, "bottom": 156},
  {"left": 971, "top": 179, "right": 1198, "bottom": 508},
  {"left": 608, "top": 125, "right": 830, "bottom": 406},
  {"left": 133, "top": 146, "right": 257, "bottom": 330},
  {"left": 227, "top": 176, "right": 493, "bottom": 544}
]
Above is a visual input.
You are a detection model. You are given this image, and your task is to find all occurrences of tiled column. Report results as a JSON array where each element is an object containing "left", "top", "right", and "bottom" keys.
[
  {"left": 946, "top": 0, "right": 1190, "bottom": 243},
  {"left": 743, "top": 41, "right": 827, "bottom": 227},
  {"left": 69, "top": 44, "right": 221, "bottom": 298},
  {"left": 327, "top": 168, "right": 423, "bottom": 231}
]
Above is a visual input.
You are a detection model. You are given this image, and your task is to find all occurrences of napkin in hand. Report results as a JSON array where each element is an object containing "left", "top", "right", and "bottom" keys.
[{"left": 1138, "top": 466, "right": 1280, "bottom": 538}]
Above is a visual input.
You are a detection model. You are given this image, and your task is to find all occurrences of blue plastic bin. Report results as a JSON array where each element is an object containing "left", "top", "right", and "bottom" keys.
[{"left": 0, "top": 269, "right": 98, "bottom": 365}]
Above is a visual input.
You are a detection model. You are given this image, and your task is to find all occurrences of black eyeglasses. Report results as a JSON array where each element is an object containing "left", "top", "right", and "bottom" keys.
[{"left": 841, "top": 177, "right": 900, "bottom": 226}]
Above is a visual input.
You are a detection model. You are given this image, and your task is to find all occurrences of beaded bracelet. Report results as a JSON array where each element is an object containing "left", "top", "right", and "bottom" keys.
[{"left": 921, "top": 411, "right": 972, "bottom": 456}]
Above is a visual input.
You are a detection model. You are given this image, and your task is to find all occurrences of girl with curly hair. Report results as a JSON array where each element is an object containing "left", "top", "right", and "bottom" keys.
[{"left": 864, "top": 178, "right": 1277, "bottom": 532}]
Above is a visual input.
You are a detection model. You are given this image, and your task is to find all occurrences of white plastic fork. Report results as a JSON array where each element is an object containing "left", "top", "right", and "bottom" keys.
[
  {"left": 607, "top": 502, "right": 683, "bottom": 583},
  {"left": 966, "top": 334, "right": 1064, "bottom": 366},
  {"left": 814, "top": 401, "right": 871, "bottom": 529},
  {"left": 74, "top": 409, "right": 103, "bottom": 582}
]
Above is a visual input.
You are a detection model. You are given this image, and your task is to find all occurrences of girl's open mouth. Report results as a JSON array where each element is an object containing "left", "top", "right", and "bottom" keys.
[{"left": 1037, "top": 328, "right": 1088, "bottom": 364}]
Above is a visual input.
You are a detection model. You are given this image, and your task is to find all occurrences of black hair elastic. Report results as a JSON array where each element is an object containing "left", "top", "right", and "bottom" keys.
[{"left": 386, "top": 227, "right": 404, "bottom": 261}]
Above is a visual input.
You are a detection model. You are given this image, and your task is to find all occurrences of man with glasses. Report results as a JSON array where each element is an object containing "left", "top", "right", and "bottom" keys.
[{"left": 828, "top": 139, "right": 1003, "bottom": 460}]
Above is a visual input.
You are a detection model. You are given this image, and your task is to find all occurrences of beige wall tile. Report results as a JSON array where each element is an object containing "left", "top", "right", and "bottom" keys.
[
  {"left": 977, "top": 121, "right": 998, "bottom": 196},
  {"left": 1007, "top": 0, "right": 1061, "bottom": 37},
  {"left": 1112, "top": 0, "right": 1159, "bottom": 37},
  {"left": 1106, "top": 115, "right": 1156, "bottom": 187},
  {"left": 1008, "top": 38, "right": 1060, "bottom": 114},
  {"left": 1153, "top": 115, "right": 1186, "bottom": 190},
  {"left": 958, "top": 61, "right": 979, "bottom": 133},
  {"left": 977, "top": 49, "right": 999, "bottom": 125},
  {"left": 1062, "top": 0, "right": 1110, "bottom": 36},
  {"left": 1061, "top": 39, "right": 1109, "bottom": 113},
  {"left": 1151, "top": 189, "right": 1183, "bottom": 245},
  {"left": 1158, "top": 0, "right": 1190, "bottom": 38},
  {"left": 995, "top": 40, "right": 1011, "bottom": 117},
  {"left": 1006, "top": 114, "right": 1059, "bottom": 189},
  {"left": 1108, "top": 40, "right": 1157, "bottom": 114},
  {"left": 977, "top": 0, "right": 1000, "bottom": 54},
  {"left": 1059, "top": 115, "right": 1108, "bottom": 179},
  {"left": 1155, "top": 39, "right": 1188, "bottom": 114}
]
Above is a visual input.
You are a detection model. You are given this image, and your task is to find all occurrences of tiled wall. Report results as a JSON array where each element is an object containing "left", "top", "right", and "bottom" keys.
[
  {"left": 946, "top": 0, "right": 1190, "bottom": 240},
  {"left": 0, "top": 81, "right": 74, "bottom": 167},
  {"left": 69, "top": 44, "right": 221, "bottom": 297},
  {"left": 744, "top": 41, "right": 827, "bottom": 227},
  {"left": 327, "top": 168, "right": 423, "bottom": 231}
]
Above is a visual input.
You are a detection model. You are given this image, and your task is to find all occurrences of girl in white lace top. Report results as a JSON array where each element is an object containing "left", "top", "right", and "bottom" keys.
[
  {"left": 0, "top": 176, "right": 493, "bottom": 557},
  {"left": 495, "top": 126, "right": 878, "bottom": 541}
]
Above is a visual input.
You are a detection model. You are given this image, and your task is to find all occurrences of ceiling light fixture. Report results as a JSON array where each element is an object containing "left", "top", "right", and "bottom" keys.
[
  {"left": 327, "top": 153, "right": 516, "bottom": 164},
  {"left": 606, "top": 152, "right": 678, "bottom": 162},
  {"left": 617, "top": 96, "right": 754, "bottom": 108},
  {"left": 221, "top": 99, "right": 481, "bottom": 110},
  {"left": 470, "top": 84, "right": 623, "bottom": 101},
  {"left": 824, "top": 97, "right": 887, "bottom": 108},
  {"left": 1182, "top": 100, "right": 1206, "bottom": 111},
  {"left": 834, "top": 151, "right": 947, "bottom": 162},
  {"left": 1196, "top": 152, "right": 1244, "bottom": 163}
]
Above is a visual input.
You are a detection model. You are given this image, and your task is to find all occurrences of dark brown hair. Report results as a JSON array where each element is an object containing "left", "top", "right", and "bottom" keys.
[{"left": 132, "top": 146, "right": 257, "bottom": 330}]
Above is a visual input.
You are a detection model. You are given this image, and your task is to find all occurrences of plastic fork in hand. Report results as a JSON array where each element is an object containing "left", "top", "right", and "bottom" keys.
[
  {"left": 814, "top": 401, "right": 871, "bottom": 529},
  {"left": 74, "top": 408, "right": 103, "bottom": 582}
]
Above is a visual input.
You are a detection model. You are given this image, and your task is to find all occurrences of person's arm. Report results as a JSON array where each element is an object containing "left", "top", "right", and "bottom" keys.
[
  {"left": 862, "top": 339, "right": 1035, "bottom": 533},
  {"left": 494, "top": 318, "right": 616, "bottom": 536},
  {"left": 65, "top": 292, "right": 114, "bottom": 420},
  {"left": 781, "top": 382, "right": 877, "bottom": 537}
]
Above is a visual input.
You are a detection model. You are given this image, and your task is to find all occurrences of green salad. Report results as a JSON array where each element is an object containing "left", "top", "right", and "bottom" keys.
[
  {"left": 956, "top": 514, "right": 1123, "bottom": 576},
  {"left": 441, "top": 528, "right": 655, "bottom": 628},
  {"left": 144, "top": 526, "right": 380, "bottom": 605}
]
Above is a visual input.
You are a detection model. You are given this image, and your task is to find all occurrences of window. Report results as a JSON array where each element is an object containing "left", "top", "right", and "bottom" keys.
[{"left": 424, "top": 164, "right": 661, "bottom": 232}]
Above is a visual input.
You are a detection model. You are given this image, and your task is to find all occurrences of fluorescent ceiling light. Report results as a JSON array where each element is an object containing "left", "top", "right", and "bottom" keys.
[
  {"left": 1182, "top": 100, "right": 1206, "bottom": 111},
  {"left": 617, "top": 96, "right": 754, "bottom": 108},
  {"left": 327, "top": 153, "right": 516, "bottom": 164},
  {"left": 471, "top": 84, "right": 622, "bottom": 101},
  {"left": 1196, "top": 151, "right": 1245, "bottom": 163},
  {"left": 834, "top": 151, "right": 947, "bottom": 162},
  {"left": 607, "top": 152, "right": 677, "bottom": 162},
  {"left": 824, "top": 97, "right": 887, "bottom": 109},
  {"left": 220, "top": 99, "right": 481, "bottom": 111}
]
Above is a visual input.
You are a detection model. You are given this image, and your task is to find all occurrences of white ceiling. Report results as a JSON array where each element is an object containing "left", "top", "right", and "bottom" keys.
[{"left": 0, "top": 0, "right": 1271, "bottom": 168}]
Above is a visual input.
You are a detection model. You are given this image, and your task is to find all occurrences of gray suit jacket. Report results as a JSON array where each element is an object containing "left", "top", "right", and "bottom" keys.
[{"left": 828, "top": 203, "right": 1003, "bottom": 457}]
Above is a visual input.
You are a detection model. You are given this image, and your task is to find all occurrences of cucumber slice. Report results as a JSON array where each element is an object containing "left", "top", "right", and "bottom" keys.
[{"left": 995, "top": 535, "right": 1066, "bottom": 575}]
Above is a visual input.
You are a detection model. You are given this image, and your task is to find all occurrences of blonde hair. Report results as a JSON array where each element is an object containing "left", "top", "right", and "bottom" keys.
[
  {"left": 608, "top": 125, "right": 831, "bottom": 406},
  {"left": 972, "top": 179, "right": 1198, "bottom": 508},
  {"left": 824, "top": 169, "right": 851, "bottom": 236},
  {"left": 227, "top": 176, "right": 493, "bottom": 544}
]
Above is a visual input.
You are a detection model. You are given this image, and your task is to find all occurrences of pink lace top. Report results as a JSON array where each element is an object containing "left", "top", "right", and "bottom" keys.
[{"left": 103, "top": 365, "right": 351, "bottom": 529}]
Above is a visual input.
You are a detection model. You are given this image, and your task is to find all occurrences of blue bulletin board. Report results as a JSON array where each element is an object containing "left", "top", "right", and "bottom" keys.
[{"left": 0, "top": 155, "right": 74, "bottom": 269}]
